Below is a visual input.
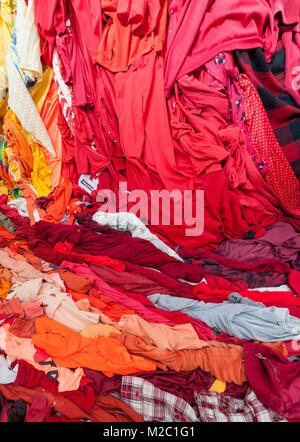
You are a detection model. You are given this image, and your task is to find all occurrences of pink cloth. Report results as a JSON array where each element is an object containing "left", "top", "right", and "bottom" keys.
[
  {"left": 60, "top": 261, "right": 176, "bottom": 326},
  {"left": 22, "top": 303, "right": 45, "bottom": 320}
]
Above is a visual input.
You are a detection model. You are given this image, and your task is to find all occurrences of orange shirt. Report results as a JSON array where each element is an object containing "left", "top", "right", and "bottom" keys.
[{"left": 32, "top": 317, "right": 156, "bottom": 377}]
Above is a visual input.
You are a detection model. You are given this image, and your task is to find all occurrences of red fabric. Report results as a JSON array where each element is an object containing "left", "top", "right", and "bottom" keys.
[
  {"left": 34, "top": 0, "right": 62, "bottom": 66},
  {"left": 0, "top": 313, "right": 19, "bottom": 325},
  {"left": 193, "top": 281, "right": 300, "bottom": 308},
  {"left": 13, "top": 359, "right": 96, "bottom": 413},
  {"left": 25, "top": 391, "right": 51, "bottom": 422},
  {"left": 288, "top": 270, "right": 300, "bottom": 297},
  {"left": 54, "top": 241, "right": 126, "bottom": 272},
  {"left": 243, "top": 342, "right": 300, "bottom": 422},
  {"left": 204, "top": 274, "right": 249, "bottom": 291},
  {"left": 164, "top": 0, "right": 276, "bottom": 96},
  {"left": 240, "top": 73, "right": 300, "bottom": 218},
  {"left": 56, "top": 3, "right": 94, "bottom": 109},
  {"left": 45, "top": 415, "right": 83, "bottom": 422},
  {"left": 33, "top": 221, "right": 203, "bottom": 282}
]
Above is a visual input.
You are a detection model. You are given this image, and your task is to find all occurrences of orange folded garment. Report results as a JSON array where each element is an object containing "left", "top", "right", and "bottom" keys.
[
  {"left": 3, "top": 111, "right": 34, "bottom": 179},
  {"left": 116, "top": 333, "right": 247, "bottom": 385},
  {"left": 32, "top": 317, "right": 156, "bottom": 377},
  {"left": 54, "top": 269, "right": 95, "bottom": 293}
]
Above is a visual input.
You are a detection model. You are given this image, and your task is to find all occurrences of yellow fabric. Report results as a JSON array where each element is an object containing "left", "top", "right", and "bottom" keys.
[
  {"left": 30, "top": 66, "right": 53, "bottom": 114},
  {"left": 6, "top": 110, "right": 52, "bottom": 197},
  {"left": 5, "top": 145, "right": 30, "bottom": 183},
  {"left": 209, "top": 379, "right": 226, "bottom": 393},
  {"left": 0, "top": 180, "right": 9, "bottom": 196},
  {"left": 30, "top": 141, "right": 53, "bottom": 197},
  {"left": 1, "top": 1, "right": 17, "bottom": 25}
]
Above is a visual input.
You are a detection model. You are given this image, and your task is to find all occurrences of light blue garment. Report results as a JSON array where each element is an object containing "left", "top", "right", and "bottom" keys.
[
  {"left": 147, "top": 292, "right": 300, "bottom": 342},
  {"left": 0, "top": 355, "right": 18, "bottom": 384}
]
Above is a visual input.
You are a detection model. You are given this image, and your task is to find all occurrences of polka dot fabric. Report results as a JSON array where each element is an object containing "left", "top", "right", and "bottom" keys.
[{"left": 239, "top": 74, "right": 300, "bottom": 218}]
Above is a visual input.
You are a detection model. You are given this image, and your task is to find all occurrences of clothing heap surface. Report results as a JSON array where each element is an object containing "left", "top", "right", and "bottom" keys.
[{"left": 0, "top": 0, "right": 299, "bottom": 423}]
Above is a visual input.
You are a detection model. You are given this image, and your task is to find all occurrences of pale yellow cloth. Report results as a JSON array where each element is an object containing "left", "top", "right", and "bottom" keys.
[
  {"left": 15, "top": 0, "right": 42, "bottom": 82},
  {"left": 80, "top": 323, "right": 121, "bottom": 339}
]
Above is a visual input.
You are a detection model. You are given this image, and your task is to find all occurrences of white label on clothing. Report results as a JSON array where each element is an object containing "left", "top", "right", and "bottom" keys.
[{"left": 78, "top": 174, "right": 99, "bottom": 195}]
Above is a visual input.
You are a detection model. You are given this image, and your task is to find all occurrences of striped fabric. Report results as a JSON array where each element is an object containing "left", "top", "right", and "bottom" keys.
[
  {"left": 194, "top": 388, "right": 287, "bottom": 422},
  {"left": 121, "top": 376, "right": 199, "bottom": 422}
]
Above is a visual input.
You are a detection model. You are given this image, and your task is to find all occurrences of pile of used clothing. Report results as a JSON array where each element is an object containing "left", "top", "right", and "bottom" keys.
[{"left": 0, "top": 0, "right": 299, "bottom": 423}]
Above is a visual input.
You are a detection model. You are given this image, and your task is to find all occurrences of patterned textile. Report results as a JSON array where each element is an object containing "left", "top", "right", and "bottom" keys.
[
  {"left": 197, "top": 259, "right": 288, "bottom": 289},
  {"left": 6, "top": 33, "right": 54, "bottom": 155},
  {"left": 234, "top": 45, "right": 300, "bottom": 178},
  {"left": 15, "top": 0, "right": 42, "bottom": 84},
  {"left": 240, "top": 73, "right": 300, "bottom": 219},
  {"left": 194, "top": 388, "right": 287, "bottom": 422},
  {"left": 120, "top": 376, "right": 199, "bottom": 422}
]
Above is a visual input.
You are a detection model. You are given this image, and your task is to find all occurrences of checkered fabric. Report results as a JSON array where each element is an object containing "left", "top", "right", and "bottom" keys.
[
  {"left": 234, "top": 43, "right": 300, "bottom": 178},
  {"left": 194, "top": 388, "right": 287, "bottom": 422},
  {"left": 121, "top": 376, "right": 199, "bottom": 422}
]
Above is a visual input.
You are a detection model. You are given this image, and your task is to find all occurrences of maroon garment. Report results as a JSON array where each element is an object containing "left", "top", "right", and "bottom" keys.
[
  {"left": 25, "top": 391, "right": 51, "bottom": 422},
  {"left": 33, "top": 221, "right": 203, "bottom": 282},
  {"left": 83, "top": 368, "right": 248, "bottom": 407},
  {"left": 28, "top": 238, "right": 86, "bottom": 267},
  {"left": 0, "top": 391, "right": 9, "bottom": 420},
  {"left": 135, "top": 369, "right": 249, "bottom": 405},
  {"left": 12, "top": 360, "right": 44, "bottom": 388},
  {"left": 45, "top": 415, "right": 83, "bottom": 422},
  {"left": 215, "top": 222, "right": 300, "bottom": 264},
  {"left": 289, "top": 270, "right": 300, "bottom": 297},
  {"left": 243, "top": 342, "right": 300, "bottom": 422},
  {"left": 177, "top": 244, "right": 291, "bottom": 274},
  {"left": 83, "top": 369, "right": 121, "bottom": 396},
  {"left": 0, "top": 195, "right": 30, "bottom": 231},
  {"left": 75, "top": 212, "right": 131, "bottom": 236},
  {"left": 89, "top": 263, "right": 175, "bottom": 296},
  {"left": 123, "top": 261, "right": 195, "bottom": 298}
]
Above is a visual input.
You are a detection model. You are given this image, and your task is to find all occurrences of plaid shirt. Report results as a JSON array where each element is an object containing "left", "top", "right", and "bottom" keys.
[
  {"left": 121, "top": 376, "right": 199, "bottom": 422},
  {"left": 194, "top": 388, "right": 287, "bottom": 422},
  {"left": 197, "top": 259, "right": 287, "bottom": 289}
]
